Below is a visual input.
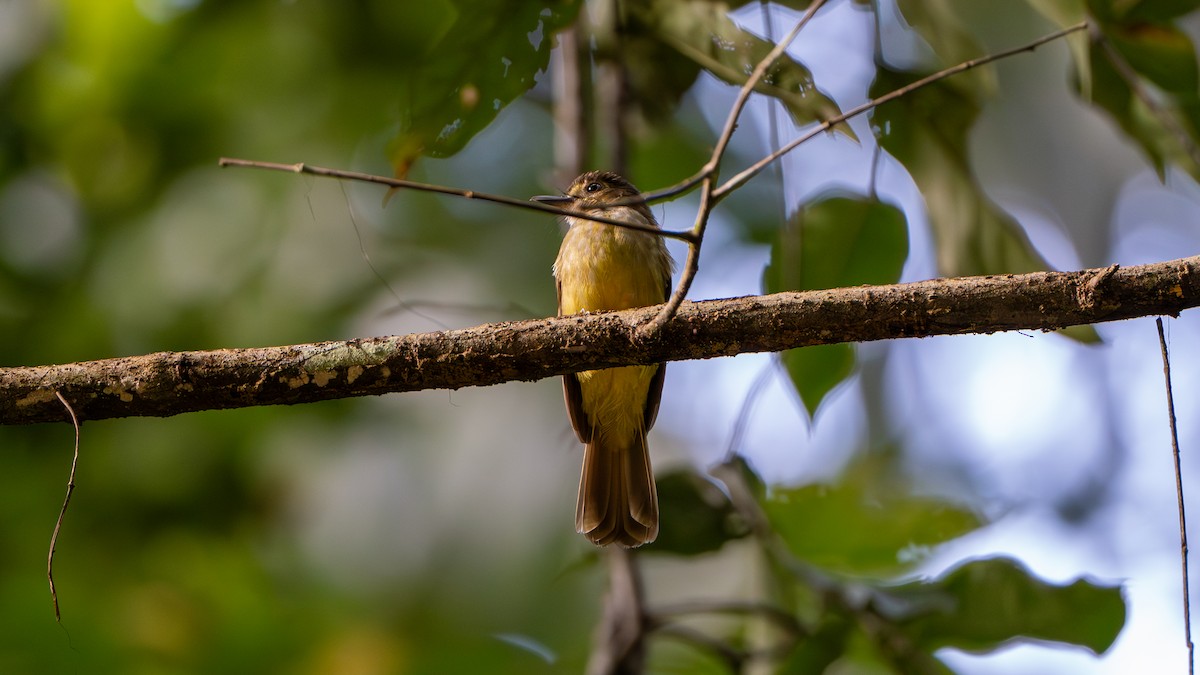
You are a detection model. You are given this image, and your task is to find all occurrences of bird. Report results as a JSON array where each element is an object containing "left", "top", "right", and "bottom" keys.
[{"left": 533, "top": 171, "right": 675, "bottom": 548}]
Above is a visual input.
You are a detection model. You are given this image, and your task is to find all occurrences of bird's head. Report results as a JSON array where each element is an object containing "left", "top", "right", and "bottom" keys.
[{"left": 532, "top": 171, "right": 654, "bottom": 222}]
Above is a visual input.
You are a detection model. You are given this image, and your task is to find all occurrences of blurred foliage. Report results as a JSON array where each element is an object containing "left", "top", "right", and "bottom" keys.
[
  {"left": 884, "top": 557, "right": 1125, "bottom": 655},
  {"left": 4, "top": 0, "right": 1193, "bottom": 671},
  {"left": 763, "top": 195, "right": 908, "bottom": 416},
  {"left": 1030, "top": 0, "right": 1200, "bottom": 179},
  {"left": 383, "top": 0, "right": 582, "bottom": 177},
  {"left": 870, "top": 67, "right": 1051, "bottom": 278},
  {"left": 617, "top": 0, "right": 854, "bottom": 137},
  {"left": 763, "top": 453, "right": 978, "bottom": 576},
  {"left": 648, "top": 469, "right": 750, "bottom": 556}
]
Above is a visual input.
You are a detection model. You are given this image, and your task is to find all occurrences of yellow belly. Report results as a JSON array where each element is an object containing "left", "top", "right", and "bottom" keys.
[
  {"left": 576, "top": 365, "right": 658, "bottom": 442},
  {"left": 554, "top": 221, "right": 668, "bottom": 315},
  {"left": 554, "top": 218, "right": 670, "bottom": 438}
]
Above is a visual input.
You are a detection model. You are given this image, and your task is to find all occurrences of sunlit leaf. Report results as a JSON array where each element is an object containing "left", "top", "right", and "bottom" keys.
[
  {"left": 762, "top": 455, "right": 981, "bottom": 576},
  {"left": 880, "top": 557, "right": 1126, "bottom": 655},
  {"left": 763, "top": 195, "right": 908, "bottom": 416},
  {"left": 386, "top": 0, "right": 582, "bottom": 175},
  {"left": 625, "top": 0, "right": 854, "bottom": 137}
]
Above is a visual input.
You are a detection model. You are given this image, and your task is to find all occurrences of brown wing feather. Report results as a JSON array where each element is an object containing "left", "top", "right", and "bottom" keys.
[
  {"left": 641, "top": 268, "right": 672, "bottom": 430},
  {"left": 562, "top": 374, "right": 592, "bottom": 443},
  {"left": 557, "top": 277, "right": 593, "bottom": 443},
  {"left": 643, "top": 365, "right": 665, "bottom": 430}
]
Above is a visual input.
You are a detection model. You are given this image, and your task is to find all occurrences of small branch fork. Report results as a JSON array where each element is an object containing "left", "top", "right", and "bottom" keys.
[
  {"left": 640, "top": 19, "right": 1086, "bottom": 329},
  {"left": 640, "top": 0, "right": 830, "bottom": 332},
  {"left": 219, "top": 19, "right": 1086, "bottom": 334}
]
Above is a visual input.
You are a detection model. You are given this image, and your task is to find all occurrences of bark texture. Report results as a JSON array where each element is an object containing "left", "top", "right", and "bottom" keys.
[{"left": 3, "top": 256, "right": 1198, "bottom": 425}]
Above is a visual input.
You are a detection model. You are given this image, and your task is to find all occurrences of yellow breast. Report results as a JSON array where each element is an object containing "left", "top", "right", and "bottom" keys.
[{"left": 553, "top": 215, "right": 670, "bottom": 315}]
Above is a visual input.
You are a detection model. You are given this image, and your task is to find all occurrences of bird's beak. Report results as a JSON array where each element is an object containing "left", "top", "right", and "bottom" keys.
[{"left": 531, "top": 194, "right": 574, "bottom": 205}]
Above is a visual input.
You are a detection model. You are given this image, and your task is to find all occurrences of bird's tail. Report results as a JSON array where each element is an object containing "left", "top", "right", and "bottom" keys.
[{"left": 575, "top": 429, "right": 659, "bottom": 548}]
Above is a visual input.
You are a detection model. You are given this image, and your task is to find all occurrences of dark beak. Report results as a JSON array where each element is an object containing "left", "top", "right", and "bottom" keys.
[{"left": 531, "top": 194, "right": 574, "bottom": 205}]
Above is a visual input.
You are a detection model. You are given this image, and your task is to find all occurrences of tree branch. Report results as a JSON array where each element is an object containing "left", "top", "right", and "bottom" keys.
[
  {"left": 216, "top": 158, "right": 696, "bottom": 243},
  {"left": 3, "top": 256, "right": 1198, "bottom": 426},
  {"left": 711, "top": 20, "right": 1090, "bottom": 201},
  {"left": 646, "top": 0, "right": 830, "bottom": 330}
]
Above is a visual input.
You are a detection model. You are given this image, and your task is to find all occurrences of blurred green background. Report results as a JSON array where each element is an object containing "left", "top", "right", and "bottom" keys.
[{"left": 0, "top": 1, "right": 602, "bottom": 672}]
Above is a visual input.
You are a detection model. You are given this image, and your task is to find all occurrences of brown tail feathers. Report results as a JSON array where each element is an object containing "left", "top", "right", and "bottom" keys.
[{"left": 575, "top": 429, "right": 659, "bottom": 548}]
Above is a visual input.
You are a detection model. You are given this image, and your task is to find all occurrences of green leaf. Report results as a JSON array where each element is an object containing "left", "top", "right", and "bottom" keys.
[
  {"left": 765, "top": 196, "right": 909, "bottom": 291},
  {"left": 780, "top": 614, "right": 855, "bottom": 674},
  {"left": 1088, "top": 0, "right": 1200, "bottom": 22},
  {"left": 626, "top": 0, "right": 854, "bottom": 137},
  {"left": 1025, "top": 0, "right": 1087, "bottom": 26},
  {"left": 387, "top": 0, "right": 582, "bottom": 175},
  {"left": 779, "top": 344, "right": 855, "bottom": 418},
  {"left": 762, "top": 455, "right": 982, "bottom": 576},
  {"left": 829, "top": 627, "right": 954, "bottom": 675},
  {"left": 648, "top": 469, "right": 750, "bottom": 556},
  {"left": 1105, "top": 21, "right": 1198, "bottom": 94},
  {"left": 615, "top": 10, "right": 706, "bottom": 124},
  {"left": 763, "top": 195, "right": 908, "bottom": 416},
  {"left": 881, "top": 557, "right": 1127, "bottom": 655},
  {"left": 871, "top": 65, "right": 1094, "bottom": 345},
  {"left": 871, "top": 67, "right": 1050, "bottom": 277},
  {"left": 896, "top": 0, "right": 990, "bottom": 69},
  {"left": 628, "top": 121, "right": 714, "bottom": 188},
  {"left": 1084, "top": 28, "right": 1200, "bottom": 180}
]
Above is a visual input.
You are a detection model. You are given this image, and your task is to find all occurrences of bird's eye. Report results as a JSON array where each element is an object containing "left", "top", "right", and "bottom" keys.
[{"left": 585, "top": 182, "right": 602, "bottom": 193}]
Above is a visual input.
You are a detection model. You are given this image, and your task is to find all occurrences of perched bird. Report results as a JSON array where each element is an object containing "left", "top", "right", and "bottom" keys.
[{"left": 533, "top": 171, "right": 675, "bottom": 548}]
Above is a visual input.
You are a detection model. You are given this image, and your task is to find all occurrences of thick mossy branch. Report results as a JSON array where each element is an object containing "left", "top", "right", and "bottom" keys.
[{"left": 3, "top": 256, "right": 1198, "bottom": 425}]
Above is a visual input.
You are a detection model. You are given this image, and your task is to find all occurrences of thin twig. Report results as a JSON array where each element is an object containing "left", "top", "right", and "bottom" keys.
[
  {"left": 332, "top": 182, "right": 452, "bottom": 329},
  {"left": 707, "top": 0, "right": 828, "bottom": 179},
  {"left": 220, "top": 22, "right": 1085, "bottom": 275},
  {"left": 48, "top": 391, "right": 80, "bottom": 622},
  {"left": 711, "top": 21, "right": 1089, "bottom": 201},
  {"left": 644, "top": 0, "right": 830, "bottom": 332},
  {"left": 646, "top": 15, "right": 1082, "bottom": 330},
  {"left": 1157, "top": 317, "right": 1194, "bottom": 674},
  {"left": 217, "top": 158, "right": 697, "bottom": 243},
  {"left": 224, "top": 22, "right": 1087, "bottom": 334}
]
